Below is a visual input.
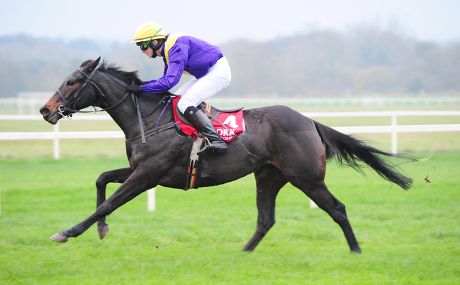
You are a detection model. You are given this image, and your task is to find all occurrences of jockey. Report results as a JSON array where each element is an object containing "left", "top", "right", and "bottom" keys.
[{"left": 129, "top": 22, "right": 231, "bottom": 153}]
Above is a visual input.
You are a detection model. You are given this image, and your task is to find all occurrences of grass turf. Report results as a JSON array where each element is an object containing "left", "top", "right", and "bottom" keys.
[{"left": 0, "top": 152, "right": 459, "bottom": 284}]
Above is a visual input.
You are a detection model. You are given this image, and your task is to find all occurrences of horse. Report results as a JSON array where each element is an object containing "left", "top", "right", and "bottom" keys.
[{"left": 39, "top": 57, "right": 413, "bottom": 253}]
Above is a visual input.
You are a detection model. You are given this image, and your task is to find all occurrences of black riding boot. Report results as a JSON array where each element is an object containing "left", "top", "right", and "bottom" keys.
[{"left": 184, "top": 106, "right": 228, "bottom": 153}]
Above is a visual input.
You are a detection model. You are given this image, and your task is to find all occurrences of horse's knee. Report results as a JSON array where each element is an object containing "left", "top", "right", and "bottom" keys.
[
  {"left": 331, "top": 212, "right": 348, "bottom": 225},
  {"left": 96, "top": 175, "right": 108, "bottom": 189},
  {"left": 96, "top": 171, "right": 114, "bottom": 190},
  {"left": 333, "top": 198, "right": 347, "bottom": 216}
]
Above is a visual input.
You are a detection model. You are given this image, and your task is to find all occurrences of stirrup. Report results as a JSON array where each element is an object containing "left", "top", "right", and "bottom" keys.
[
  {"left": 198, "top": 137, "right": 228, "bottom": 154},
  {"left": 198, "top": 137, "right": 211, "bottom": 154}
]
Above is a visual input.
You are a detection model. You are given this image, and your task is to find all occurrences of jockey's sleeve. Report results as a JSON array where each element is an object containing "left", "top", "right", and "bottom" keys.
[
  {"left": 162, "top": 62, "right": 168, "bottom": 76},
  {"left": 141, "top": 44, "right": 189, "bottom": 94}
]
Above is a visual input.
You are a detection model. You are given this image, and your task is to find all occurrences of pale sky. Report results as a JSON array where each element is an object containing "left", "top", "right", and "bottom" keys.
[{"left": 1, "top": 0, "right": 459, "bottom": 44}]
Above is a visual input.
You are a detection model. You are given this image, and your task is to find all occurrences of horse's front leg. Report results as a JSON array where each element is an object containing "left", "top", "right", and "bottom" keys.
[
  {"left": 50, "top": 167, "right": 156, "bottom": 243},
  {"left": 95, "top": 167, "right": 133, "bottom": 239}
]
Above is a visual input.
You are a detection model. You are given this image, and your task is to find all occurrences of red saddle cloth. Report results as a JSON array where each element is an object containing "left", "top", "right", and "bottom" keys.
[{"left": 172, "top": 96, "right": 245, "bottom": 143}]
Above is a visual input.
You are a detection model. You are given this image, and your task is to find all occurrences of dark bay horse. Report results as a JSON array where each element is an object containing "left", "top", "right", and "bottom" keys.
[{"left": 40, "top": 57, "right": 413, "bottom": 252}]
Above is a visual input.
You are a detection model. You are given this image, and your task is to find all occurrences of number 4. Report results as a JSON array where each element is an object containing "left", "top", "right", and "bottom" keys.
[{"left": 222, "top": 115, "right": 238, "bottom": 128}]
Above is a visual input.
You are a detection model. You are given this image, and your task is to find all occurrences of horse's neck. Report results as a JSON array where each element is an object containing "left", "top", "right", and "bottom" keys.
[
  {"left": 104, "top": 92, "right": 174, "bottom": 140},
  {"left": 96, "top": 72, "right": 173, "bottom": 140},
  {"left": 104, "top": 94, "right": 140, "bottom": 139}
]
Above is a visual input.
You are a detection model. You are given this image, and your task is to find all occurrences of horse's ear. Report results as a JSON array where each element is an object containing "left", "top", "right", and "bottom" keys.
[
  {"left": 84, "top": 57, "right": 101, "bottom": 72},
  {"left": 94, "top": 56, "right": 101, "bottom": 67}
]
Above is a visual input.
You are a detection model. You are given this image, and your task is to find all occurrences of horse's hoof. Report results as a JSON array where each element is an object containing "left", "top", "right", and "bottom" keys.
[
  {"left": 49, "top": 232, "right": 68, "bottom": 243},
  {"left": 98, "top": 224, "right": 109, "bottom": 240},
  {"left": 351, "top": 248, "right": 362, "bottom": 254}
]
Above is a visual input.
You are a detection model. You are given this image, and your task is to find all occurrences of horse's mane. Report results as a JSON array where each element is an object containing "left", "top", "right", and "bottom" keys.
[{"left": 80, "top": 60, "right": 143, "bottom": 85}]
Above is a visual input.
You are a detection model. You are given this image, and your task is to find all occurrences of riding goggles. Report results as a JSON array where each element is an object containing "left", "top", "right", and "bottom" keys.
[{"left": 137, "top": 40, "right": 151, "bottom": 51}]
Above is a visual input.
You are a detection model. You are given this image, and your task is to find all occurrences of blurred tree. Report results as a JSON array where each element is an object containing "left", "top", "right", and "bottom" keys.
[{"left": 0, "top": 29, "right": 459, "bottom": 98}]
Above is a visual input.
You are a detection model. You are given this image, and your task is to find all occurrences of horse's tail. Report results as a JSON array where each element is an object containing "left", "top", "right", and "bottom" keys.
[{"left": 313, "top": 121, "right": 414, "bottom": 190}]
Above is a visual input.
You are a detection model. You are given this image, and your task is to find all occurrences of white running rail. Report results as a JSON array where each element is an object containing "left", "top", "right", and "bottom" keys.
[{"left": 1, "top": 111, "right": 460, "bottom": 157}]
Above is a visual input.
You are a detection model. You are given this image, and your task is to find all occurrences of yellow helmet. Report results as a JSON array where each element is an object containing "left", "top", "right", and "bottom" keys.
[{"left": 132, "top": 22, "right": 167, "bottom": 43}]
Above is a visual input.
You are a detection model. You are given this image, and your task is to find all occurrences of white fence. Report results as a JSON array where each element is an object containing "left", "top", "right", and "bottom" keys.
[
  {"left": 1, "top": 111, "right": 460, "bottom": 157},
  {"left": 3, "top": 95, "right": 460, "bottom": 114},
  {"left": 2, "top": 110, "right": 460, "bottom": 210}
]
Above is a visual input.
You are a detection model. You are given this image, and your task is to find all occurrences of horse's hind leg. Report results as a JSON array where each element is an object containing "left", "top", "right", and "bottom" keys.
[
  {"left": 95, "top": 168, "right": 132, "bottom": 239},
  {"left": 243, "top": 165, "right": 287, "bottom": 251},
  {"left": 292, "top": 179, "right": 361, "bottom": 253}
]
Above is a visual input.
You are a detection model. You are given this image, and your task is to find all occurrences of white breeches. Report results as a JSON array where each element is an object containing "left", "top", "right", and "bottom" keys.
[{"left": 176, "top": 57, "right": 231, "bottom": 113}]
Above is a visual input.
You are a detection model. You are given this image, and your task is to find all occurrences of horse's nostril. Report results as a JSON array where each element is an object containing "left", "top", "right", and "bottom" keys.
[{"left": 40, "top": 107, "right": 49, "bottom": 116}]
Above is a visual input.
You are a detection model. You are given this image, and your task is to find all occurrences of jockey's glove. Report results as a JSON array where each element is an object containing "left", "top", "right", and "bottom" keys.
[{"left": 127, "top": 81, "right": 142, "bottom": 94}]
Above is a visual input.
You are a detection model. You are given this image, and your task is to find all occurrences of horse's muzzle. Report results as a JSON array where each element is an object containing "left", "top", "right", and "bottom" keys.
[
  {"left": 39, "top": 106, "right": 50, "bottom": 117},
  {"left": 40, "top": 106, "right": 61, "bottom": 124}
]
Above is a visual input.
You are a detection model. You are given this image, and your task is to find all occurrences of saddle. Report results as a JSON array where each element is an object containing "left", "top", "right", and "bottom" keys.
[
  {"left": 171, "top": 96, "right": 245, "bottom": 143},
  {"left": 176, "top": 101, "right": 244, "bottom": 123}
]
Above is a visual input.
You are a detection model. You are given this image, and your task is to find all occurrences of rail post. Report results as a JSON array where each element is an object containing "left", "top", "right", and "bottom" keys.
[
  {"left": 53, "top": 123, "right": 60, "bottom": 160},
  {"left": 147, "top": 188, "right": 156, "bottom": 212},
  {"left": 391, "top": 115, "right": 398, "bottom": 154}
]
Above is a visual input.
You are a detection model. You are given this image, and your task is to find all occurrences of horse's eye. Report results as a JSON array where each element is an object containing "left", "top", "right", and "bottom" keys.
[{"left": 66, "top": 80, "right": 75, "bottom": 86}]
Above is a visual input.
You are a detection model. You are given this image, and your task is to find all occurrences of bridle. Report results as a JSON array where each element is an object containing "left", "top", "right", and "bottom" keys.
[
  {"left": 53, "top": 64, "right": 175, "bottom": 144},
  {"left": 55, "top": 66, "right": 131, "bottom": 118}
]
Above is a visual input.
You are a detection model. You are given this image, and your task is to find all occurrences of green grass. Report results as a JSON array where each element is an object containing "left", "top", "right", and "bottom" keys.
[{"left": 1, "top": 152, "right": 459, "bottom": 284}]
